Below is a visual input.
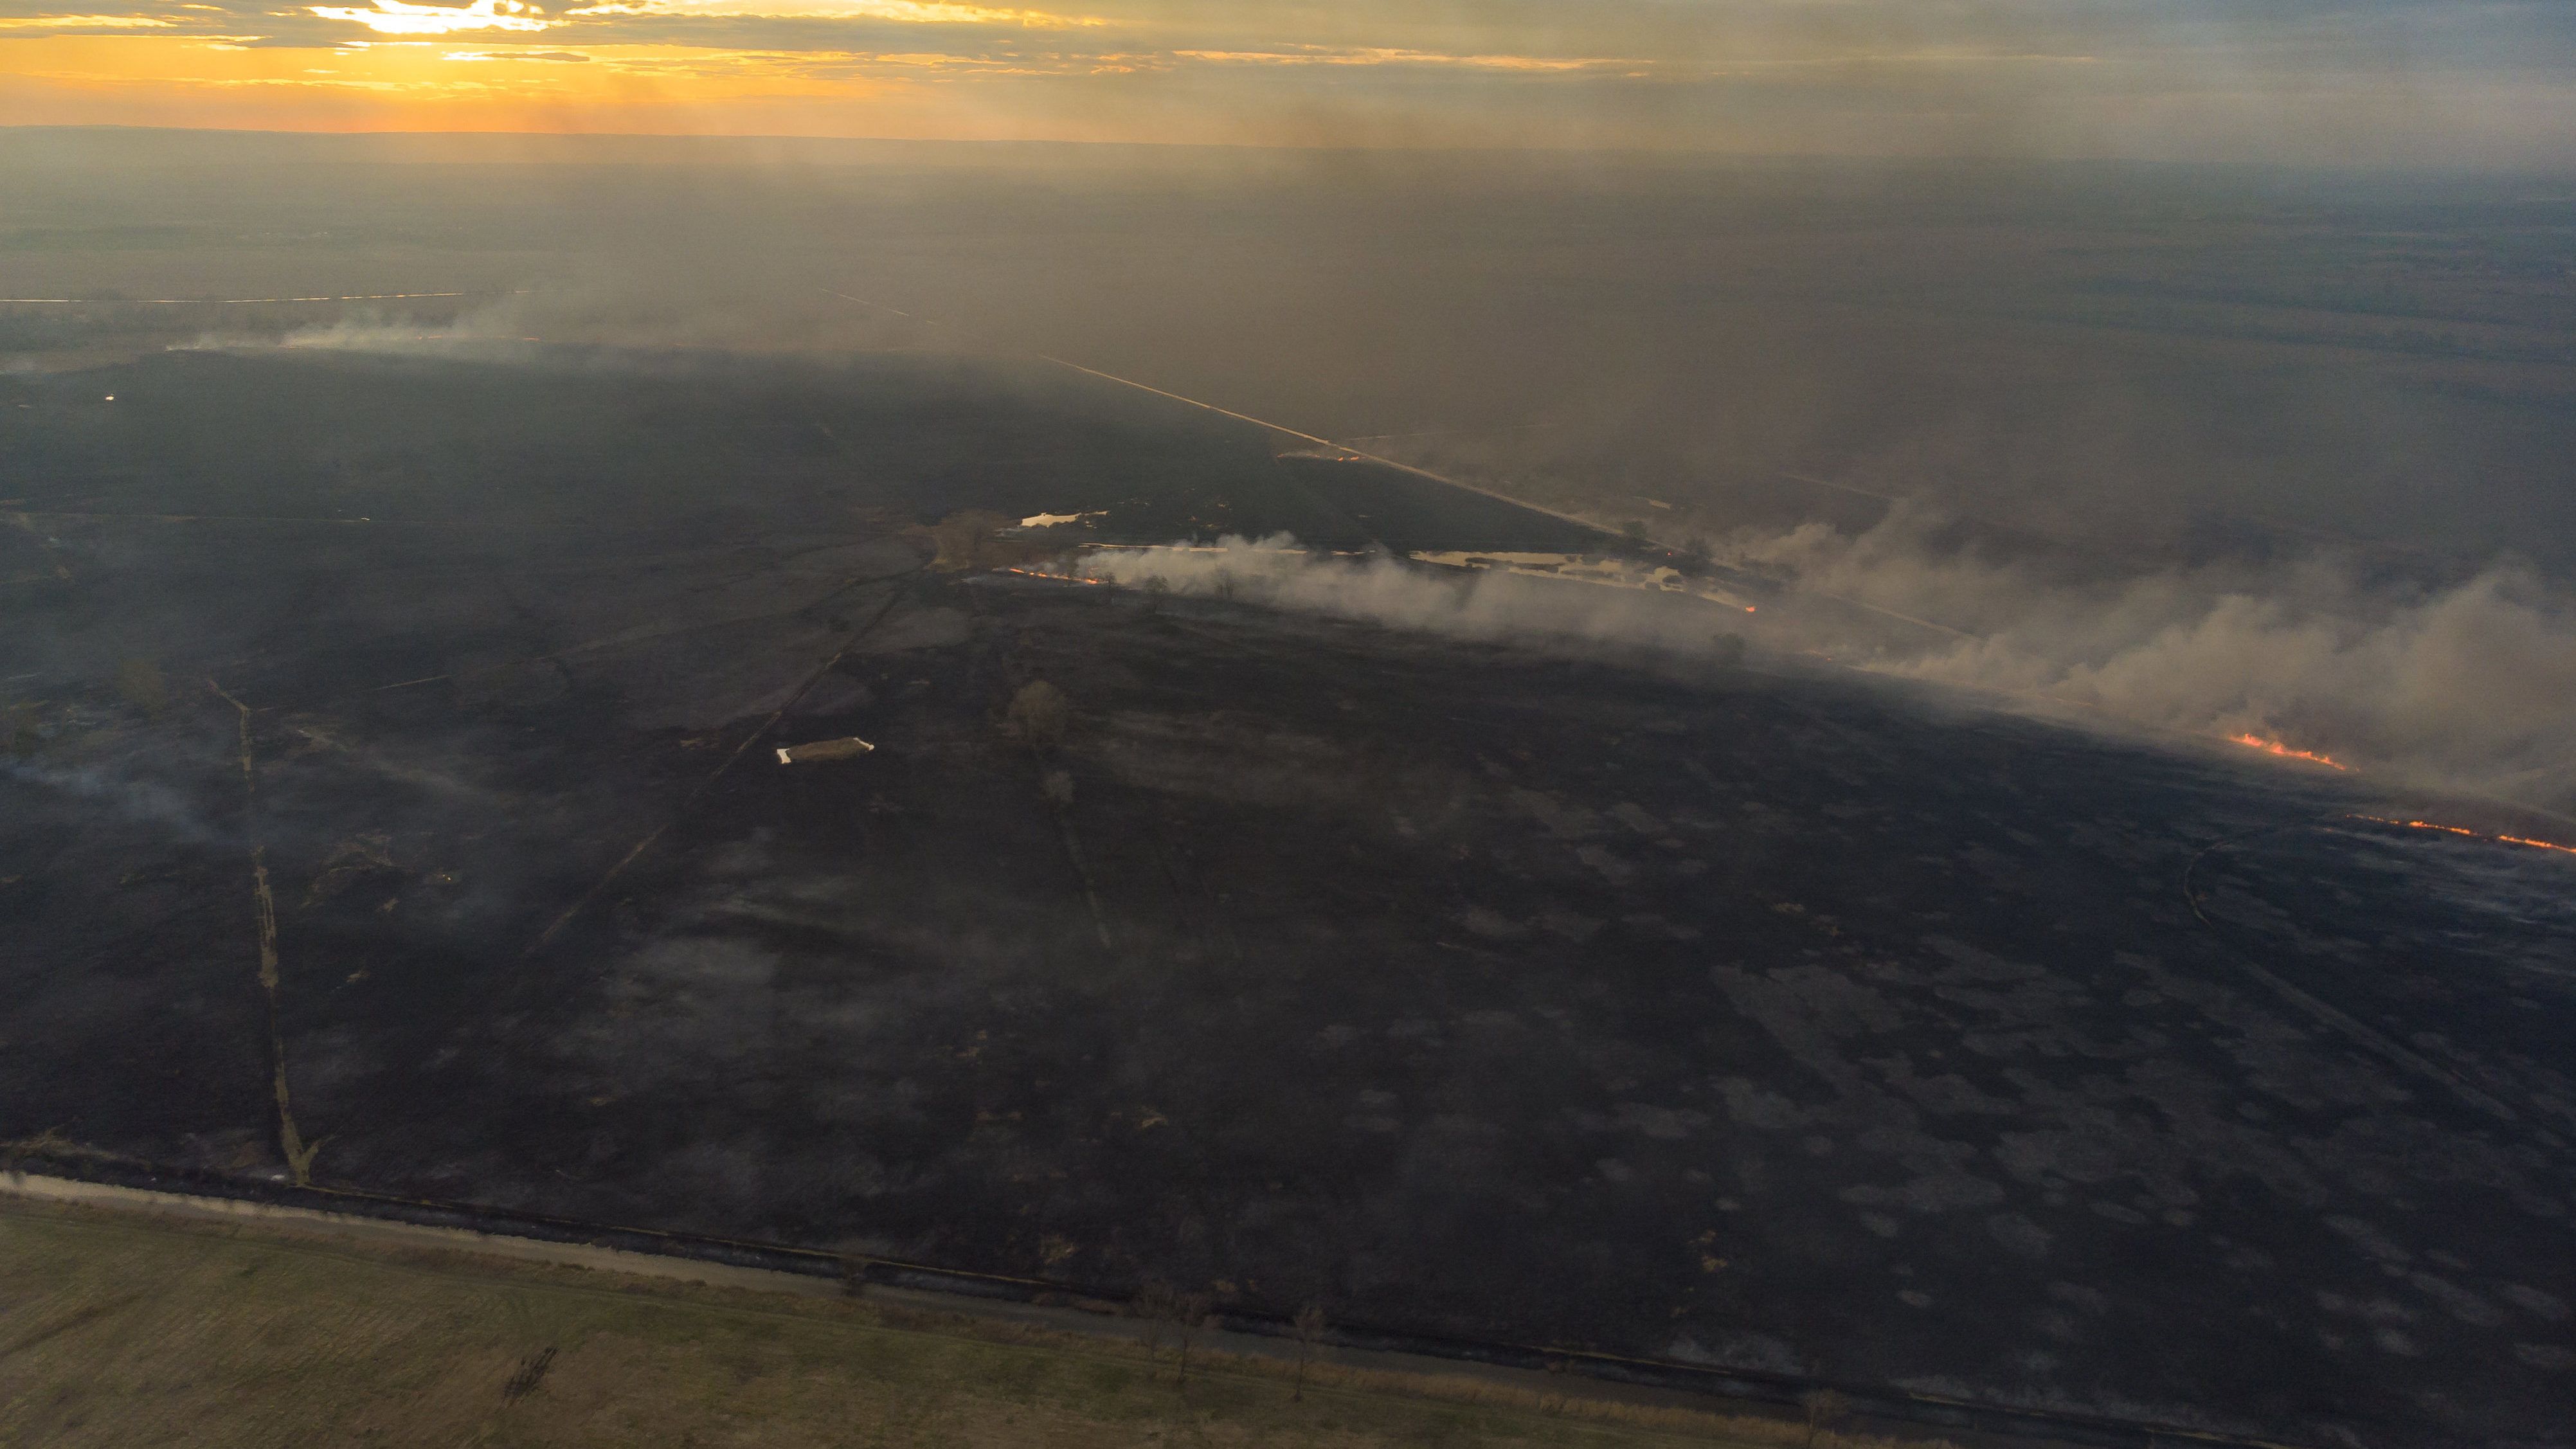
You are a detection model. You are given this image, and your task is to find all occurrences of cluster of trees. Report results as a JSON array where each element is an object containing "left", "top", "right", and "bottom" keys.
[
  {"left": 1006, "top": 680, "right": 1069, "bottom": 750},
  {"left": 924, "top": 509, "right": 1056, "bottom": 573},
  {"left": 926, "top": 510, "right": 1013, "bottom": 571}
]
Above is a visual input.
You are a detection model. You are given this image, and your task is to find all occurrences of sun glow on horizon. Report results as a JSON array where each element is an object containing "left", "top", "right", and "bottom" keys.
[
  {"left": 307, "top": 0, "right": 552, "bottom": 35},
  {"left": 5, "top": 0, "right": 2572, "bottom": 159},
  {"left": 562, "top": 0, "right": 1098, "bottom": 24}
]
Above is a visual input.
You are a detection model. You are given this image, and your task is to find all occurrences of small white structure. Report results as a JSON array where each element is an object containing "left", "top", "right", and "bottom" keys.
[{"left": 777, "top": 737, "right": 875, "bottom": 764}]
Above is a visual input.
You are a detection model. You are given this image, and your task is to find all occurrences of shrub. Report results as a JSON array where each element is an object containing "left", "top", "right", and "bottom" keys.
[{"left": 1007, "top": 680, "right": 1070, "bottom": 750}]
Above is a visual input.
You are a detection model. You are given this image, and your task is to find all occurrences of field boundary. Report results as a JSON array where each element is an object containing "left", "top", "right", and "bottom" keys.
[{"left": 1, "top": 1161, "right": 2308, "bottom": 1449}]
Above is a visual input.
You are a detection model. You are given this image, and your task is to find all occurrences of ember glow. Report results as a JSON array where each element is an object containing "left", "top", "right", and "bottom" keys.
[
  {"left": 2229, "top": 733, "right": 2346, "bottom": 770},
  {"left": 2348, "top": 815, "right": 2576, "bottom": 858}
]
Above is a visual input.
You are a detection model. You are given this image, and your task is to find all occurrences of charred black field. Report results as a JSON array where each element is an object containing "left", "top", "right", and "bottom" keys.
[{"left": 4, "top": 348, "right": 2573, "bottom": 1448}]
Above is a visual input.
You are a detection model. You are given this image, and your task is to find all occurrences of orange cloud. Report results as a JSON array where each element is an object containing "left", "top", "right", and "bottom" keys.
[
  {"left": 563, "top": 0, "right": 1099, "bottom": 22},
  {"left": 1173, "top": 47, "right": 1630, "bottom": 73},
  {"left": 8, "top": 2, "right": 2571, "bottom": 164},
  {"left": 0, "top": 13, "right": 177, "bottom": 26}
]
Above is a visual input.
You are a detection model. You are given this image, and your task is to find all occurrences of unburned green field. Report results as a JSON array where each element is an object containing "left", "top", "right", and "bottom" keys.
[{"left": 0, "top": 1196, "right": 1832, "bottom": 1449}]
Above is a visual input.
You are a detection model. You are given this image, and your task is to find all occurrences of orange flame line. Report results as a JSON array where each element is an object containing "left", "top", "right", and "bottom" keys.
[
  {"left": 2228, "top": 732, "right": 2346, "bottom": 770},
  {"left": 998, "top": 567, "right": 1106, "bottom": 586},
  {"left": 2346, "top": 815, "right": 2576, "bottom": 857}
]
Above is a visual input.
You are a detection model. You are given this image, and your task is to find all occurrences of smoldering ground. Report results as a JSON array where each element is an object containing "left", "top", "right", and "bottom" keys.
[{"left": 0, "top": 757, "right": 231, "bottom": 847}]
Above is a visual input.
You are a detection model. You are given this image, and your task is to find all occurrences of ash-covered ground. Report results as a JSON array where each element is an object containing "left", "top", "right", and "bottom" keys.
[{"left": 3, "top": 349, "right": 2571, "bottom": 1448}]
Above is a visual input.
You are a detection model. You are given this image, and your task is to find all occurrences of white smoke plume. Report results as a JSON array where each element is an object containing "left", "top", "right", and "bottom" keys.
[
  {"left": 1728, "top": 518, "right": 2576, "bottom": 811},
  {"left": 231, "top": 269, "right": 919, "bottom": 359},
  {"left": 1076, "top": 527, "right": 2576, "bottom": 816},
  {"left": 1, "top": 759, "right": 228, "bottom": 845},
  {"left": 1080, "top": 536, "right": 1751, "bottom": 659}
]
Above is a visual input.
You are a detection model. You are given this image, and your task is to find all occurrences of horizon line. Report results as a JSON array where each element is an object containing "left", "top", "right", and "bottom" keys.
[{"left": 8, "top": 124, "right": 2571, "bottom": 178}]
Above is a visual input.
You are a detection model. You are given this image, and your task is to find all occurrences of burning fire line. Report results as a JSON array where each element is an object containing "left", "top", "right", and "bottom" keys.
[
  {"left": 985, "top": 566, "right": 2573, "bottom": 865},
  {"left": 984, "top": 579, "right": 2544, "bottom": 852},
  {"left": 2228, "top": 733, "right": 2346, "bottom": 770},
  {"left": 998, "top": 566, "right": 1107, "bottom": 586},
  {"left": 2347, "top": 814, "right": 2576, "bottom": 858}
]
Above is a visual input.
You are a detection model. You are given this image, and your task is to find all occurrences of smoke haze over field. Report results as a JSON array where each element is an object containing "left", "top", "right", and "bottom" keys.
[
  {"left": 6, "top": 128, "right": 2575, "bottom": 813},
  {"left": 8, "top": 37, "right": 2576, "bottom": 1437},
  {"left": 1074, "top": 526, "right": 2576, "bottom": 815},
  {"left": 1728, "top": 516, "right": 2576, "bottom": 806},
  {"left": 1081, "top": 536, "right": 1753, "bottom": 656}
]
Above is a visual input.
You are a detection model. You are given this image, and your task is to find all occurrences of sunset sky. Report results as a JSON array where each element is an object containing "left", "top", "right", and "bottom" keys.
[{"left": 3, "top": 1, "right": 2572, "bottom": 163}]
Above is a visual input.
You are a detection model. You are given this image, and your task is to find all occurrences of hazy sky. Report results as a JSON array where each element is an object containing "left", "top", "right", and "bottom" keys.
[{"left": 3, "top": 1, "right": 2572, "bottom": 163}]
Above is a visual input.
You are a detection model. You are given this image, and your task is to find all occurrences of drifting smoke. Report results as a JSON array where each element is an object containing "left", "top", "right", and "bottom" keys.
[
  {"left": 1081, "top": 524, "right": 2576, "bottom": 815},
  {"left": 246, "top": 266, "right": 924, "bottom": 359},
  {"left": 1080, "top": 536, "right": 1750, "bottom": 661},
  {"left": 176, "top": 304, "right": 539, "bottom": 363},
  {"left": 175, "top": 269, "right": 891, "bottom": 361},
  {"left": 1725, "top": 515, "right": 2576, "bottom": 811},
  {"left": 1, "top": 759, "right": 227, "bottom": 845}
]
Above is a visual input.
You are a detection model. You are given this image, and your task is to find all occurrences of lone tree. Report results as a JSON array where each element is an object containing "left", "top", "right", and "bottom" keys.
[
  {"left": 1168, "top": 1290, "right": 1215, "bottom": 1389},
  {"left": 1290, "top": 1303, "right": 1328, "bottom": 1401},
  {"left": 1007, "top": 680, "right": 1070, "bottom": 751},
  {"left": 1802, "top": 1388, "right": 1850, "bottom": 1449},
  {"left": 115, "top": 657, "right": 167, "bottom": 716},
  {"left": 1130, "top": 1279, "right": 1177, "bottom": 1358},
  {"left": 2, "top": 702, "right": 42, "bottom": 756}
]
